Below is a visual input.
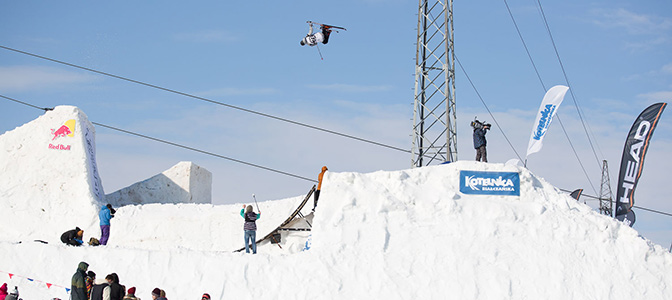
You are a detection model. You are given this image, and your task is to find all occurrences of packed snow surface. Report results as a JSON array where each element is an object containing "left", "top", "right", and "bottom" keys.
[{"left": 1, "top": 107, "right": 671, "bottom": 299}]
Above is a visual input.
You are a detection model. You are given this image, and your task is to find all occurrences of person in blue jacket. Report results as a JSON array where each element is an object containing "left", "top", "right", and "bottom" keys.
[
  {"left": 241, "top": 205, "right": 261, "bottom": 254},
  {"left": 99, "top": 204, "right": 115, "bottom": 245}
]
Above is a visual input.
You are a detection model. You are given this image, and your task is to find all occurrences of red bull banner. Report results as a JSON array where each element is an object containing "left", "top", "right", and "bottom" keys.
[{"left": 615, "top": 103, "right": 667, "bottom": 226}]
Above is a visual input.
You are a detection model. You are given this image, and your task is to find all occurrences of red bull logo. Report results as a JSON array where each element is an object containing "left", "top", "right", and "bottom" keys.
[
  {"left": 48, "top": 119, "right": 76, "bottom": 151},
  {"left": 50, "top": 119, "right": 76, "bottom": 141}
]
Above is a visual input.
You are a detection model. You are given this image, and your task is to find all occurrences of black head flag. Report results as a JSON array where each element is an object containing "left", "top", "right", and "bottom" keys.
[{"left": 615, "top": 102, "right": 667, "bottom": 226}]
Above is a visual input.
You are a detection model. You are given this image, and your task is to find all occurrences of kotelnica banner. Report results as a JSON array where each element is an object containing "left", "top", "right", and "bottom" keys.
[{"left": 526, "top": 85, "right": 569, "bottom": 159}]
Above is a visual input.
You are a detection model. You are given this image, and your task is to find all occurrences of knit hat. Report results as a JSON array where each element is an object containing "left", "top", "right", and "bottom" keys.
[
  {"left": 152, "top": 288, "right": 161, "bottom": 296},
  {"left": 127, "top": 287, "right": 136, "bottom": 295},
  {"left": 202, "top": 293, "right": 211, "bottom": 300}
]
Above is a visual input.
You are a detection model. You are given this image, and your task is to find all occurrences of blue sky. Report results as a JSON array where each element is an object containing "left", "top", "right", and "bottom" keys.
[{"left": 1, "top": 1, "right": 671, "bottom": 247}]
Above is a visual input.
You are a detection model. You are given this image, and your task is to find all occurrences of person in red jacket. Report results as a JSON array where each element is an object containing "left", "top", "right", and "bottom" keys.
[{"left": 0, "top": 283, "right": 8, "bottom": 300}]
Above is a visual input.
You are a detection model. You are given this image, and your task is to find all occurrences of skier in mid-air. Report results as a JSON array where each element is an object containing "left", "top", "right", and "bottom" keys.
[{"left": 300, "top": 21, "right": 346, "bottom": 47}]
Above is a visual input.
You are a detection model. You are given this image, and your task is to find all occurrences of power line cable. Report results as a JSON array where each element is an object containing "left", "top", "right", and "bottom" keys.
[
  {"left": 5, "top": 94, "right": 671, "bottom": 218},
  {"left": 454, "top": 55, "right": 523, "bottom": 161},
  {"left": 503, "top": 0, "right": 597, "bottom": 194},
  {"left": 533, "top": 0, "right": 603, "bottom": 172},
  {"left": 558, "top": 188, "right": 672, "bottom": 218},
  {"left": 0, "top": 93, "right": 318, "bottom": 184},
  {"left": 0, "top": 44, "right": 411, "bottom": 155}
]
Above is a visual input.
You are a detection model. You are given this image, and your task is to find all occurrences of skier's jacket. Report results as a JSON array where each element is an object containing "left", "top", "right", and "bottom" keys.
[
  {"left": 240, "top": 209, "right": 261, "bottom": 231},
  {"left": 473, "top": 128, "right": 487, "bottom": 149},
  {"left": 86, "top": 275, "right": 95, "bottom": 299},
  {"left": 71, "top": 262, "right": 89, "bottom": 300},
  {"left": 109, "top": 273, "right": 125, "bottom": 300},
  {"left": 317, "top": 166, "right": 328, "bottom": 190},
  {"left": 99, "top": 206, "right": 113, "bottom": 226},
  {"left": 0, "top": 283, "right": 8, "bottom": 300}
]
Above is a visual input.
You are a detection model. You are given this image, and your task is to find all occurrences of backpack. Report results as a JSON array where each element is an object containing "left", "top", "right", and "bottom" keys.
[{"left": 88, "top": 237, "right": 100, "bottom": 246}]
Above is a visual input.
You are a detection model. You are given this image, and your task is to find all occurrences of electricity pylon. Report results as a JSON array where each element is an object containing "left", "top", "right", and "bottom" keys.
[{"left": 411, "top": 0, "right": 457, "bottom": 167}]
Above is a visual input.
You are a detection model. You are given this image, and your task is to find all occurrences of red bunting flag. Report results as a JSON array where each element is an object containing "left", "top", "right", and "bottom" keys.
[
  {"left": 8, "top": 273, "right": 13, "bottom": 279},
  {"left": 47, "top": 283, "right": 52, "bottom": 289}
]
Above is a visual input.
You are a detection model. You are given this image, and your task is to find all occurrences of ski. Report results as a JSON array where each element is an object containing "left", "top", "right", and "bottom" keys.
[{"left": 307, "top": 21, "right": 347, "bottom": 31}]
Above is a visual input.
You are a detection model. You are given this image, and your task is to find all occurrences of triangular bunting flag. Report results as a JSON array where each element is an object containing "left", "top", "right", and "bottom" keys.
[
  {"left": 47, "top": 283, "right": 52, "bottom": 288},
  {"left": 8, "top": 273, "right": 13, "bottom": 279},
  {"left": 66, "top": 288, "right": 71, "bottom": 292},
  {"left": 28, "top": 278, "right": 34, "bottom": 281}
]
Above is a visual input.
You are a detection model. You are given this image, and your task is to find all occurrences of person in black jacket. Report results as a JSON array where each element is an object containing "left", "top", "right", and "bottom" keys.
[
  {"left": 106, "top": 273, "right": 125, "bottom": 300},
  {"left": 90, "top": 277, "right": 110, "bottom": 300},
  {"left": 61, "top": 227, "right": 84, "bottom": 246}
]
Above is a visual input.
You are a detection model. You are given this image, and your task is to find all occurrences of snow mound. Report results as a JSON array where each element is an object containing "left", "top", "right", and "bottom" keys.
[
  {"left": 312, "top": 163, "right": 672, "bottom": 299},
  {"left": 1, "top": 107, "right": 671, "bottom": 299},
  {"left": 105, "top": 161, "right": 212, "bottom": 206}
]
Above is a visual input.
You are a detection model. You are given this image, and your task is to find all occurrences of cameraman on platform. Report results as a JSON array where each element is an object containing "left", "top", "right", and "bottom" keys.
[{"left": 471, "top": 119, "right": 491, "bottom": 162}]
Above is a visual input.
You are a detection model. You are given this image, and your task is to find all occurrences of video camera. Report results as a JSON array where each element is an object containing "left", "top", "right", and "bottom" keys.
[{"left": 470, "top": 118, "right": 491, "bottom": 130}]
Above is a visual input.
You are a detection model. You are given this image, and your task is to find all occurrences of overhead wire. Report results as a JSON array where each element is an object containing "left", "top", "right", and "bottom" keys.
[
  {"left": 503, "top": 0, "right": 598, "bottom": 194},
  {"left": 0, "top": 93, "right": 318, "bottom": 184},
  {"left": 559, "top": 188, "right": 672, "bottom": 218},
  {"left": 454, "top": 55, "right": 523, "bottom": 162},
  {"left": 0, "top": 44, "right": 411, "bottom": 155},
  {"left": 533, "top": 0, "right": 604, "bottom": 172}
]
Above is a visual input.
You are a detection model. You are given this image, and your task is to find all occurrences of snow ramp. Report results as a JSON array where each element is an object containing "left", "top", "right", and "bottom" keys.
[{"left": 0, "top": 106, "right": 104, "bottom": 242}]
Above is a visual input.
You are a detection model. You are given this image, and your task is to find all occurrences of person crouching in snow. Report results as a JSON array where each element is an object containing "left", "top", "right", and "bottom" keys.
[
  {"left": 99, "top": 204, "right": 115, "bottom": 245},
  {"left": 61, "top": 227, "right": 84, "bottom": 246},
  {"left": 241, "top": 205, "right": 261, "bottom": 254}
]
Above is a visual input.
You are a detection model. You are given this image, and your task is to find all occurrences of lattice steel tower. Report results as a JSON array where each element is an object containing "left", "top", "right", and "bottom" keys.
[
  {"left": 599, "top": 160, "right": 613, "bottom": 216},
  {"left": 411, "top": 0, "right": 457, "bottom": 167}
]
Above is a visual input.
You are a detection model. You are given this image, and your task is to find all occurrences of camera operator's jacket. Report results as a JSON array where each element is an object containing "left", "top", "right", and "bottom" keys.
[{"left": 473, "top": 128, "right": 488, "bottom": 149}]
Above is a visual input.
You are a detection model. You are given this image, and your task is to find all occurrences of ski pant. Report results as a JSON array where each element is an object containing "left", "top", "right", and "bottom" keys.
[
  {"left": 476, "top": 145, "right": 487, "bottom": 162},
  {"left": 322, "top": 29, "right": 331, "bottom": 44},
  {"left": 100, "top": 225, "right": 110, "bottom": 245},
  {"left": 313, "top": 190, "right": 321, "bottom": 210},
  {"left": 61, "top": 237, "right": 81, "bottom": 246},
  {"left": 244, "top": 230, "right": 257, "bottom": 254}
]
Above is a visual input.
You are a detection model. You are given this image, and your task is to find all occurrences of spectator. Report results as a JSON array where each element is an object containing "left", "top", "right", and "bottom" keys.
[
  {"left": 201, "top": 293, "right": 211, "bottom": 300},
  {"left": 4, "top": 286, "right": 17, "bottom": 300},
  {"left": 0, "top": 283, "right": 7, "bottom": 300},
  {"left": 70, "top": 262, "right": 89, "bottom": 300},
  {"left": 86, "top": 271, "right": 96, "bottom": 299},
  {"left": 90, "top": 277, "right": 110, "bottom": 300},
  {"left": 151, "top": 288, "right": 167, "bottom": 300},
  {"left": 106, "top": 273, "right": 125, "bottom": 300},
  {"left": 122, "top": 287, "right": 140, "bottom": 300}
]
